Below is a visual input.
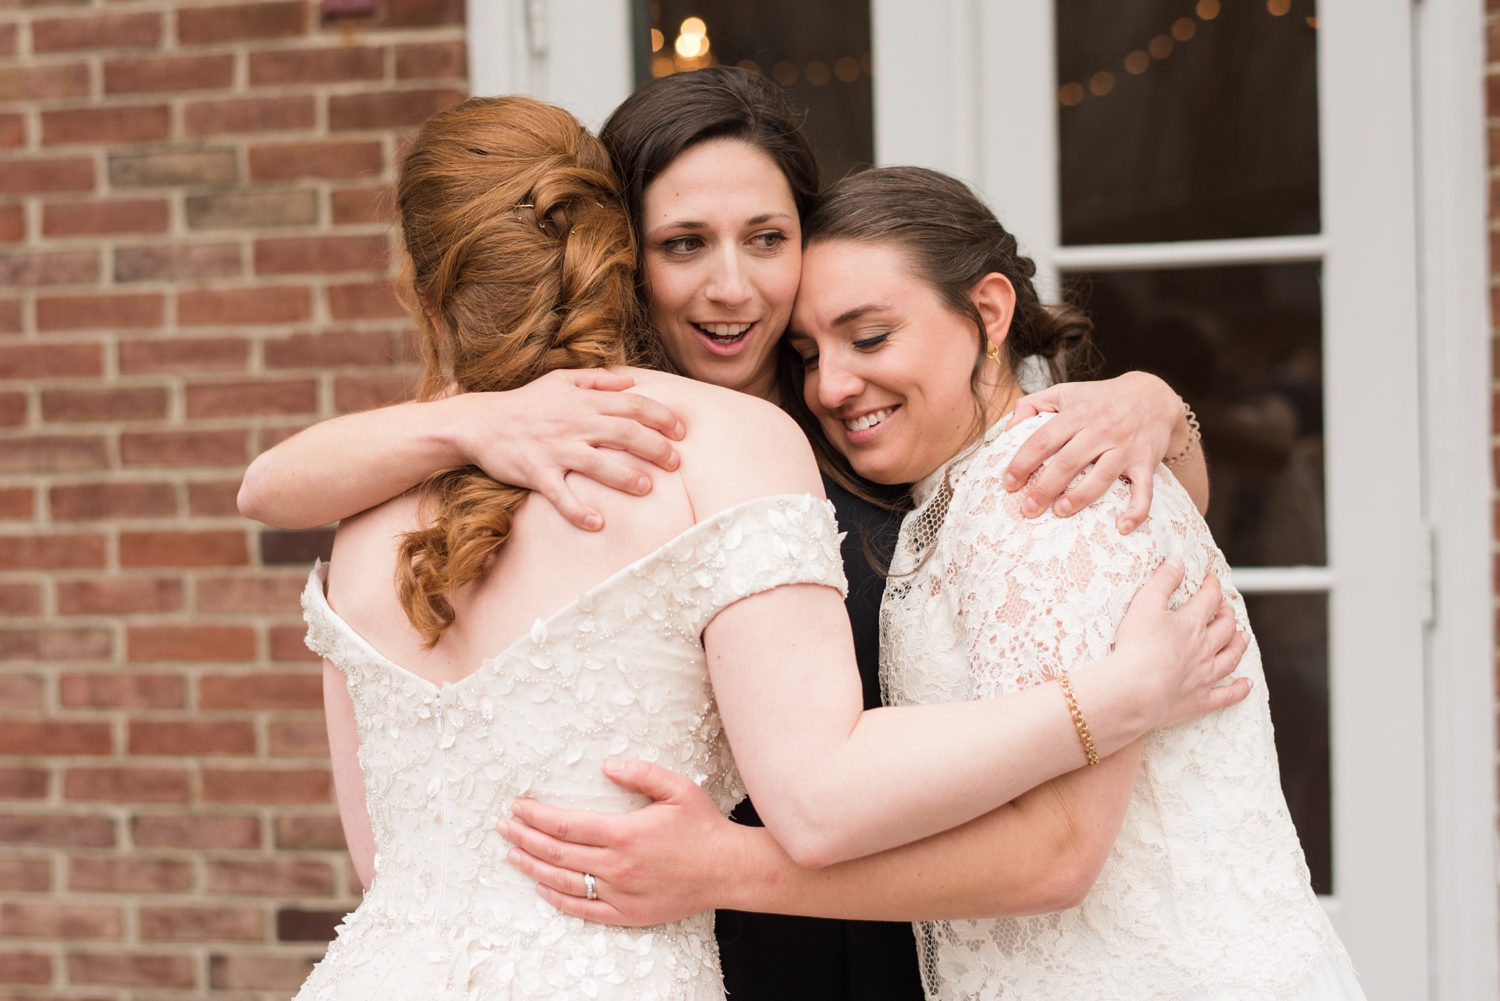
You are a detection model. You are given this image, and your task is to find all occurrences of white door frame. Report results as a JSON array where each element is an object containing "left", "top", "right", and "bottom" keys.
[{"left": 873, "top": 1, "right": 1497, "bottom": 997}]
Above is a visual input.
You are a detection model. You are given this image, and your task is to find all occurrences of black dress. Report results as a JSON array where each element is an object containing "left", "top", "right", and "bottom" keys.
[{"left": 714, "top": 474, "right": 925, "bottom": 1001}]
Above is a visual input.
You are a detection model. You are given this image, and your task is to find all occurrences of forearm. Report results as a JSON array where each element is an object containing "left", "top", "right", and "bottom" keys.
[
  {"left": 1166, "top": 404, "right": 1209, "bottom": 514},
  {"left": 239, "top": 398, "right": 469, "bottom": 528},
  {"left": 728, "top": 743, "right": 1141, "bottom": 921}
]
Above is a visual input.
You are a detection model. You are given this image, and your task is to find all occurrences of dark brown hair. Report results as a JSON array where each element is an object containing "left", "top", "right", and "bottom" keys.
[
  {"left": 599, "top": 66, "right": 821, "bottom": 286},
  {"left": 780, "top": 166, "right": 1093, "bottom": 498},
  {"left": 394, "top": 95, "right": 647, "bottom": 645}
]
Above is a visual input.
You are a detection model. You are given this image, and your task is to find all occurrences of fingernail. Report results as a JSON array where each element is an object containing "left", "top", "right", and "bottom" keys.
[
  {"left": 1055, "top": 499, "right": 1071, "bottom": 516},
  {"left": 602, "top": 759, "right": 623, "bottom": 774},
  {"left": 496, "top": 821, "right": 509, "bottom": 838},
  {"left": 583, "top": 513, "right": 602, "bottom": 531},
  {"left": 674, "top": 421, "right": 685, "bottom": 439},
  {"left": 635, "top": 476, "right": 650, "bottom": 494},
  {"left": 1166, "top": 556, "right": 1184, "bottom": 569},
  {"left": 1002, "top": 473, "right": 1017, "bottom": 491},
  {"left": 1118, "top": 519, "right": 1133, "bottom": 534},
  {"left": 1021, "top": 497, "right": 1038, "bottom": 516},
  {"left": 667, "top": 450, "right": 680, "bottom": 470}
]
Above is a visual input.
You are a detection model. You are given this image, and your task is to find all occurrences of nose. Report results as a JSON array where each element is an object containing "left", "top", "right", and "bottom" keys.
[
  {"left": 814, "top": 342, "right": 863, "bottom": 413},
  {"left": 704, "top": 244, "right": 753, "bottom": 310}
]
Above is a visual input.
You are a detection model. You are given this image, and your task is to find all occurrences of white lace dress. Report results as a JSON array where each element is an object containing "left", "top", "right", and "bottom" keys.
[
  {"left": 295, "top": 494, "right": 846, "bottom": 1001},
  {"left": 881, "top": 415, "right": 1364, "bottom": 1001}
]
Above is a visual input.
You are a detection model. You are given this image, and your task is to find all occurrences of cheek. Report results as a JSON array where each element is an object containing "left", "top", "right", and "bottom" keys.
[{"left": 759, "top": 254, "right": 802, "bottom": 318}]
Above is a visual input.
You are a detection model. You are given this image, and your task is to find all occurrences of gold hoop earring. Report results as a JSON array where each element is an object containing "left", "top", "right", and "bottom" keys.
[{"left": 985, "top": 340, "right": 1001, "bottom": 365}]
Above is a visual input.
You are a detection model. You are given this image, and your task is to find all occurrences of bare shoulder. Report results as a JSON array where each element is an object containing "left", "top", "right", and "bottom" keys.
[
  {"left": 623, "top": 369, "right": 824, "bottom": 520},
  {"left": 324, "top": 493, "right": 423, "bottom": 650}
]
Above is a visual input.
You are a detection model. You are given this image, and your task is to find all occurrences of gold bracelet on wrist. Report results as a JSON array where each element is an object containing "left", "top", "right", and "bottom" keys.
[
  {"left": 1163, "top": 400, "right": 1201, "bottom": 468},
  {"left": 1056, "top": 672, "right": 1099, "bottom": 767}
]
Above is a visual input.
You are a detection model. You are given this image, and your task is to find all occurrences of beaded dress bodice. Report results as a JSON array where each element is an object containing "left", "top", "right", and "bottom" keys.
[
  {"left": 881, "top": 416, "right": 1352, "bottom": 1001},
  {"left": 295, "top": 494, "right": 846, "bottom": 1001}
]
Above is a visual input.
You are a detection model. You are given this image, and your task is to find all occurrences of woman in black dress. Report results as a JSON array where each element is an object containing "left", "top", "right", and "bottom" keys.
[{"left": 238, "top": 68, "right": 1210, "bottom": 1001}]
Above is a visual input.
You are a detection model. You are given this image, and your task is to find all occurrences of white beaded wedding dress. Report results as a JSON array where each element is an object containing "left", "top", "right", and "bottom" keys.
[
  {"left": 881, "top": 415, "right": 1364, "bottom": 1001},
  {"left": 294, "top": 494, "right": 845, "bottom": 1001}
]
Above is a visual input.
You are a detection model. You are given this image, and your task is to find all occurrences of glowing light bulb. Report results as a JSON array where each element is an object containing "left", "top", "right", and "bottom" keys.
[
  {"left": 1149, "top": 35, "right": 1174, "bottom": 59},
  {"left": 1196, "top": 0, "right": 1220, "bottom": 19},
  {"left": 1124, "top": 50, "right": 1149, "bottom": 75},
  {"left": 1089, "top": 71, "right": 1114, "bottom": 96},
  {"left": 1267, "top": 0, "right": 1290, "bottom": 14},
  {"left": 650, "top": 28, "right": 663, "bottom": 52},
  {"left": 679, "top": 17, "right": 706, "bottom": 36},
  {"left": 1171, "top": 17, "right": 1196, "bottom": 41},
  {"left": 1059, "top": 83, "right": 1085, "bottom": 107},
  {"left": 834, "top": 56, "right": 860, "bottom": 83}
]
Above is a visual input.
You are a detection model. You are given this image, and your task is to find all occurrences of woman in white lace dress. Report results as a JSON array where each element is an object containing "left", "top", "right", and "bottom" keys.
[
  {"left": 507, "top": 167, "right": 1364, "bottom": 1001},
  {"left": 289, "top": 99, "right": 1248, "bottom": 1001}
]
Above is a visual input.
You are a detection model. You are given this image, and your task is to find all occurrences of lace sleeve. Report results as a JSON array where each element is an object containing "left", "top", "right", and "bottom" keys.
[{"left": 950, "top": 423, "right": 1163, "bottom": 700}]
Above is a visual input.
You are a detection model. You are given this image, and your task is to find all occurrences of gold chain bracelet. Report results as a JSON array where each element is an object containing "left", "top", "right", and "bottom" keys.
[
  {"left": 1056, "top": 672, "right": 1099, "bottom": 767},
  {"left": 1163, "top": 399, "right": 1202, "bottom": 469}
]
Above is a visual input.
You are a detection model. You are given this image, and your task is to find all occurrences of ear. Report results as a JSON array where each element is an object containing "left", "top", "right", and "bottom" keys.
[{"left": 972, "top": 272, "right": 1017, "bottom": 350}]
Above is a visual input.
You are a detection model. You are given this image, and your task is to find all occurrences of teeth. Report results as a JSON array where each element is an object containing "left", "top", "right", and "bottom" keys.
[
  {"left": 701, "top": 323, "right": 751, "bottom": 340},
  {"left": 843, "top": 408, "right": 893, "bottom": 432}
]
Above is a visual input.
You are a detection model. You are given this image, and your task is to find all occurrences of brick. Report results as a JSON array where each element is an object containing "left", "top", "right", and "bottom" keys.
[
  {"left": 60, "top": 673, "right": 183, "bottom": 709},
  {"left": 0, "top": 113, "right": 24, "bottom": 148},
  {"left": 105, "top": 54, "right": 234, "bottom": 94},
  {"left": 255, "top": 234, "right": 386, "bottom": 274},
  {"left": 120, "top": 429, "right": 248, "bottom": 467},
  {"left": 142, "top": 905, "right": 263, "bottom": 942},
  {"left": 269, "top": 624, "right": 319, "bottom": 663},
  {"left": 0, "top": 250, "right": 98, "bottom": 286},
  {"left": 392, "top": 0, "right": 464, "bottom": 26},
  {"left": 0, "top": 342, "right": 102, "bottom": 379},
  {"left": 31, "top": 12, "right": 162, "bottom": 52},
  {"left": 43, "top": 105, "right": 171, "bottom": 146},
  {"left": 261, "top": 528, "right": 335, "bottom": 565},
  {"left": 248, "top": 46, "right": 382, "bottom": 85},
  {"left": 127, "top": 624, "right": 255, "bottom": 661},
  {"left": 0, "top": 533, "right": 105, "bottom": 569},
  {"left": 119, "top": 337, "right": 247, "bottom": 374},
  {"left": 249, "top": 140, "right": 383, "bottom": 181},
  {"left": 199, "top": 672, "right": 322, "bottom": 709},
  {"left": 0, "top": 720, "right": 110, "bottom": 754},
  {"left": 179, "top": 285, "right": 312, "bottom": 325},
  {"left": 0, "top": 676, "right": 43, "bottom": 711},
  {"left": 0, "top": 436, "right": 109, "bottom": 473},
  {"left": 0, "top": 205, "right": 22, "bottom": 243},
  {"left": 331, "top": 185, "right": 390, "bottom": 224},
  {"left": 64, "top": 767, "right": 189, "bottom": 803},
  {"left": 0, "top": 584, "right": 41, "bottom": 615},
  {"left": 42, "top": 200, "right": 169, "bottom": 237},
  {"left": 0, "top": 395, "right": 22, "bottom": 426},
  {"left": 36, "top": 293, "right": 164, "bottom": 331},
  {"left": 335, "top": 373, "right": 416, "bottom": 411},
  {"left": 0, "top": 489, "right": 34, "bottom": 520},
  {"left": 109, "top": 148, "right": 237, "bottom": 187},
  {"left": 131, "top": 720, "right": 255, "bottom": 755},
  {"left": 133, "top": 813, "right": 260, "bottom": 848},
  {"left": 0, "top": 63, "right": 90, "bottom": 101},
  {"left": 211, "top": 953, "right": 317, "bottom": 990},
  {"left": 269, "top": 720, "right": 327, "bottom": 757},
  {"left": 0, "top": 949, "right": 51, "bottom": 985},
  {"left": 0, "top": 23, "right": 13, "bottom": 57},
  {"left": 0, "top": 814, "right": 114, "bottom": 848},
  {"left": 396, "top": 41, "right": 466, "bottom": 79},
  {"left": 120, "top": 530, "right": 247, "bottom": 568},
  {"left": 265, "top": 328, "right": 397, "bottom": 367},
  {"left": 198, "top": 575, "right": 303, "bottom": 613},
  {"left": 187, "top": 189, "right": 318, "bottom": 228},
  {"left": 0, "top": 158, "right": 94, "bottom": 193},
  {"left": 257, "top": 423, "right": 309, "bottom": 451},
  {"left": 115, "top": 243, "right": 241, "bottom": 282},
  {"left": 42, "top": 387, "right": 168, "bottom": 422},
  {"left": 186, "top": 379, "right": 317, "bottom": 417},
  {"left": 202, "top": 768, "right": 330, "bottom": 803},
  {"left": 328, "top": 280, "right": 404, "bottom": 320},
  {"left": 187, "top": 480, "right": 240, "bottom": 516},
  {"left": 0, "top": 628, "right": 111, "bottom": 661},
  {"left": 0, "top": 857, "right": 50, "bottom": 891},
  {"left": 1, "top": 901, "right": 121, "bottom": 938},
  {"left": 67, "top": 952, "right": 194, "bottom": 988},
  {"left": 50, "top": 482, "right": 176, "bottom": 520},
  {"left": 57, "top": 579, "right": 183, "bottom": 615},
  {"left": 179, "top": 0, "right": 308, "bottom": 43},
  {"left": 330, "top": 88, "right": 466, "bottom": 131},
  {"left": 70, "top": 856, "right": 191, "bottom": 892},
  {"left": 185, "top": 95, "right": 316, "bottom": 137},
  {"left": 275, "top": 814, "right": 344, "bottom": 850},
  {"left": 0, "top": 768, "right": 46, "bottom": 799},
  {"left": 207, "top": 859, "right": 332, "bottom": 895}
]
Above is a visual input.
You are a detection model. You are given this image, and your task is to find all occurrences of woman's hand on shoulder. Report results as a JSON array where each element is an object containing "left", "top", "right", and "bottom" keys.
[
  {"left": 1002, "top": 372, "right": 1188, "bottom": 534},
  {"left": 458, "top": 369, "right": 686, "bottom": 531},
  {"left": 1109, "top": 558, "right": 1251, "bottom": 730},
  {"left": 499, "top": 760, "right": 746, "bottom": 926}
]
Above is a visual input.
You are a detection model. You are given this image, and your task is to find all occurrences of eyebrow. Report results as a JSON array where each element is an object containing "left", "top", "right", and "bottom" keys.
[
  {"left": 831, "top": 303, "right": 894, "bottom": 327},
  {"left": 649, "top": 212, "right": 794, "bottom": 236}
]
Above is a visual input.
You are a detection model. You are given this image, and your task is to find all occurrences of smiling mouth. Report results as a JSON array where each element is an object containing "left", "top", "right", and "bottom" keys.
[
  {"left": 843, "top": 407, "right": 896, "bottom": 432},
  {"left": 692, "top": 322, "right": 752, "bottom": 345}
]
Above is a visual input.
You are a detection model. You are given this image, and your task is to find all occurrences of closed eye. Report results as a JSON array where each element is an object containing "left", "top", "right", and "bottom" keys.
[{"left": 853, "top": 332, "right": 890, "bottom": 350}]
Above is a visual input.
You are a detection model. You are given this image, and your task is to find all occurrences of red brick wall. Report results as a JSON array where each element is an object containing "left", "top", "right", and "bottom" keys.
[{"left": 0, "top": 0, "right": 463, "bottom": 995}]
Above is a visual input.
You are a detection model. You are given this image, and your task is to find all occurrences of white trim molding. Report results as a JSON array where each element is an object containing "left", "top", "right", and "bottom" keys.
[{"left": 1051, "top": 235, "right": 1328, "bottom": 272}]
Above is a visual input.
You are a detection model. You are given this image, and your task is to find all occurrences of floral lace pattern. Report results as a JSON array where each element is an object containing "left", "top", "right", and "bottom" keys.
[
  {"left": 882, "top": 416, "right": 1351, "bottom": 1001},
  {"left": 295, "top": 494, "right": 846, "bottom": 1001}
]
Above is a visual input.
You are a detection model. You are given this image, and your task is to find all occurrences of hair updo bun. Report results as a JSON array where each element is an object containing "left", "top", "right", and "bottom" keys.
[{"left": 392, "top": 96, "right": 646, "bottom": 645}]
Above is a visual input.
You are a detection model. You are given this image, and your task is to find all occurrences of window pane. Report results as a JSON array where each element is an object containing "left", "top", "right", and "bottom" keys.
[
  {"left": 632, "top": 1, "right": 873, "bottom": 183},
  {"left": 1064, "top": 262, "right": 1325, "bottom": 568},
  {"left": 1055, "top": 0, "right": 1320, "bottom": 245},
  {"left": 1243, "top": 592, "right": 1331, "bottom": 894}
]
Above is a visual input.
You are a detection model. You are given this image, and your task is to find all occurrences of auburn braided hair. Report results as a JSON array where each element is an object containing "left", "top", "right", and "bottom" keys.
[{"left": 393, "top": 96, "right": 648, "bottom": 645}]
